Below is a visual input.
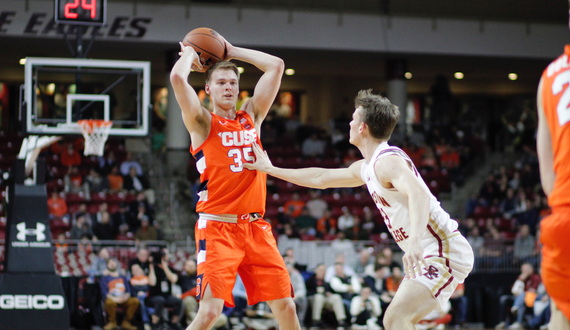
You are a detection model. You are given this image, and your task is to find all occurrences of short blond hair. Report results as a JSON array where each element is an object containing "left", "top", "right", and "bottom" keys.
[{"left": 205, "top": 61, "right": 240, "bottom": 84}]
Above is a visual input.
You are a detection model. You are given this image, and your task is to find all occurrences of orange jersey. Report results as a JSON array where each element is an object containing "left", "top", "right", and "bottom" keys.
[
  {"left": 191, "top": 111, "right": 266, "bottom": 215},
  {"left": 540, "top": 45, "right": 570, "bottom": 320},
  {"left": 539, "top": 45, "right": 570, "bottom": 208},
  {"left": 48, "top": 197, "right": 68, "bottom": 217}
]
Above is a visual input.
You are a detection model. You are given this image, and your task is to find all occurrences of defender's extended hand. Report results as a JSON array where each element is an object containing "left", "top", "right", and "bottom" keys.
[{"left": 243, "top": 143, "right": 273, "bottom": 172}]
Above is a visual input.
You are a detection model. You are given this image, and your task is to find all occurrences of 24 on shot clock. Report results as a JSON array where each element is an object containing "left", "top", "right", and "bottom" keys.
[{"left": 55, "top": 0, "right": 107, "bottom": 26}]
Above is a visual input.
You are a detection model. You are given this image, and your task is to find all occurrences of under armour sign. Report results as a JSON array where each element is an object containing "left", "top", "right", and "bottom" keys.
[
  {"left": 16, "top": 222, "right": 46, "bottom": 241},
  {"left": 4, "top": 183, "right": 56, "bottom": 273},
  {"left": 11, "top": 222, "right": 50, "bottom": 249}
]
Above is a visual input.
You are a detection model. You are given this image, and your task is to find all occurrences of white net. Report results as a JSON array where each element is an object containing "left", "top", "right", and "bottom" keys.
[{"left": 78, "top": 120, "right": 113, "bottom": 156}]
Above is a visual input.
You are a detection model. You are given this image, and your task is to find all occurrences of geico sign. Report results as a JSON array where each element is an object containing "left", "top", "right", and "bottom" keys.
[{"left": 0, "top": 295, "right": 65, "bottom": 310}]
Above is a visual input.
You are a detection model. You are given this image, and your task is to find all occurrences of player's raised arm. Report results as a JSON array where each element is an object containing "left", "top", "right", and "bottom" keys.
[
  {"left": 244, "top": 143, "right": 364, "bottom": 189},
  {"left": 169, "top": 43, "right": 211, "bottom": 140},
  {"left": 224, "top": 41, "right": 284, "bottom": 125}
]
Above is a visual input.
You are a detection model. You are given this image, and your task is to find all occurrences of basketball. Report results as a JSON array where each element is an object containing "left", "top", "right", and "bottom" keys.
[{"left": 182, "top": 27, "right": 226, "bottom": 72}]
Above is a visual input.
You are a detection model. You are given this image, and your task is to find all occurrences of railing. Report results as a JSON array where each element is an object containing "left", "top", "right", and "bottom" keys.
[
  {"left": 137, "top": 149, "right": 186, "bottom": 241},
  {"left": 0, "top": 237, "right": 540, "bottom": 275},
  {"left": 0, "top": 239, "right": 169, "bottom": 276},
  {"left": 171, "top": 238, "right": 197, "bottom": 255},
  {"left": 275, "top": 237, "right": 539, "bottom": 274}
]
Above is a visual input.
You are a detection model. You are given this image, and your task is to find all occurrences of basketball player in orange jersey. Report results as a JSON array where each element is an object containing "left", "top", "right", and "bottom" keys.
[
  {"left": 536, "top": 31, "right": 570, "bottom": 329},
  {"left": 170, "top": 37, "right": 300, "bottom": 329},
  {"left": 245, "top": 90, "right": 473, "bottom": 330}
]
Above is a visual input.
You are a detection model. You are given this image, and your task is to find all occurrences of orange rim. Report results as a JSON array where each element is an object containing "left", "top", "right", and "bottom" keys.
[{"left": 78, "top": 119, "right": 113, "bottom": 134}]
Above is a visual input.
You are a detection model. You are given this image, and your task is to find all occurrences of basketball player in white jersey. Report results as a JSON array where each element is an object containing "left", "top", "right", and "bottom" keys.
[{"left": 244, "top": 89, "right": 474, "bottom": 329}]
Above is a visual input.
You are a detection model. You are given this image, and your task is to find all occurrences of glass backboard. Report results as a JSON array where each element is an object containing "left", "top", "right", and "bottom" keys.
[{"left": 23, "top": 57, "right": 150, "bottom": 136}]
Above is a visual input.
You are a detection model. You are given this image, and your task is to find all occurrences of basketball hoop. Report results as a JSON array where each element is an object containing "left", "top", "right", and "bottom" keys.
[{"left": 78, "top": 120, "right": 113, "bottom": 156}]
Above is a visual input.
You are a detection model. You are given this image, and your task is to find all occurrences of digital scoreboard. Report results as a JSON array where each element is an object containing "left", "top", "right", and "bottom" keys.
[{"left": 54, "top": 0, "right": 107, "bottom": 26}]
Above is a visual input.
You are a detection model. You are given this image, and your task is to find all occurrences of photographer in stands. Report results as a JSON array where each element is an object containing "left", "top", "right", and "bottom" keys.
[{"left": 147, "top": 248, "right": 183, "bottom": 329}]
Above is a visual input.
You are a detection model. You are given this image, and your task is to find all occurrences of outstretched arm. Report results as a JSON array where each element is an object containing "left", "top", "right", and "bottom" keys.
[
  {"left": 536, "top": 78, "right": 555, "bottom": 196},
  {"left": 243, "top": 143, "right": 364, "bottom": 189}
]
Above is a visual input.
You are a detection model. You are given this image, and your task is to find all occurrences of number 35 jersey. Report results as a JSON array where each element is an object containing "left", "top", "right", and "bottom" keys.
[
  {"left": 191, "top": 111, "right": 266, "bottom": 215},
  {"left": 361, "top": 142, "right": 459, "bottom": 253}
]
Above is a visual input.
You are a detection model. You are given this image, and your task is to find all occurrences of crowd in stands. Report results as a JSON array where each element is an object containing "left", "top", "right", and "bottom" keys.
[
  {"left": 0, "top": 99, "right": 552, "bottom": 329},
  {"left": 494, "top": 262, "right": 549, "bottom": 329},
  {"left": 0, "top": 132, "right": 162, "bottom": 274},
  {"left": 49, "top": 242, "right": 469, "bottom": 330},
  {"left": 41, "top": 233, "right": 552, "bottom": 329},
  {"left": 460, "top": 108, "right": 549, "bottom": 329},
  {"left": 235, "top": 112, "right": 486, "bottom": 249},
  {"left": 460, "top": 141, "right": 546, "bottom": 272},
  {"left": 73, "top": 246, "right": 187, "bottom": 330},
  {"left": 41, "top": 138, "right": 160, "bottom": 244},
  {"left": 0, "top": 112, "right": 480, "bottom": 250}
]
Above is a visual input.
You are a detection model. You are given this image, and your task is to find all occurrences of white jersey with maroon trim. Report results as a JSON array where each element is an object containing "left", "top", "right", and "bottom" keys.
[
  {"left": 360, "top": 142, "right": 460, "bottom": 253},
  {"left": 361, "top": 142, "right": 473, "bottom": 311}
]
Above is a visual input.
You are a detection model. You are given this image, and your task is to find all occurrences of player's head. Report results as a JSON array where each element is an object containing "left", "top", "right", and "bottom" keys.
[
  {"left": 352, "top": 89, "right": 399, "bottom": 141},
  {"left": 205, "top": 61, "right": 241, "bottom": 109}
]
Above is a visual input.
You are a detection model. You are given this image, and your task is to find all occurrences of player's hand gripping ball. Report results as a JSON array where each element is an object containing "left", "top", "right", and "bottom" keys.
[{"left": 182, "top": 27, "right": 226, "bottom": 72}]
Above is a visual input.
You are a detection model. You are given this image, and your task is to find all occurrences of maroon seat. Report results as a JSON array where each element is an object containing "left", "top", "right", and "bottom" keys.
[
  {"left": 66, "top": 192, "right": 87, "bottom": 203},
  {"left": 90, "top": 192, "right": 107, "bottom": 203}
]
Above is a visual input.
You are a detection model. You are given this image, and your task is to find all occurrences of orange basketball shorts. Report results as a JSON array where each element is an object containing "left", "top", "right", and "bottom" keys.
[
  {"left": 194, "top": 216, "right": 293, "bottom": 307},
  {"left": 540, "top": 207, "right": 570, "bottom": 319}
]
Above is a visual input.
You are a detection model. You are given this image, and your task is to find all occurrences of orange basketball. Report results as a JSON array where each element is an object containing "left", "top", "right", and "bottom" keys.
[{"left": 182, "top": 27, "right": 226, "bottom": 72}]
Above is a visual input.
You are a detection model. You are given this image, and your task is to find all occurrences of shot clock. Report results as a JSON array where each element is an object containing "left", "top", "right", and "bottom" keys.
[{"left": 55, "top": 0, "right": 107, "bottom": 25}]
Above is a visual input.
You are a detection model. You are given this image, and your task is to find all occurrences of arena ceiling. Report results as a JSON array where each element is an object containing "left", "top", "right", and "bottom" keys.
[
  {"left": 138, "top": 0, "right": 568, "bottom": 25},
  {"left": 1, "top": 0, "right": 568, "bottom": 95}
]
